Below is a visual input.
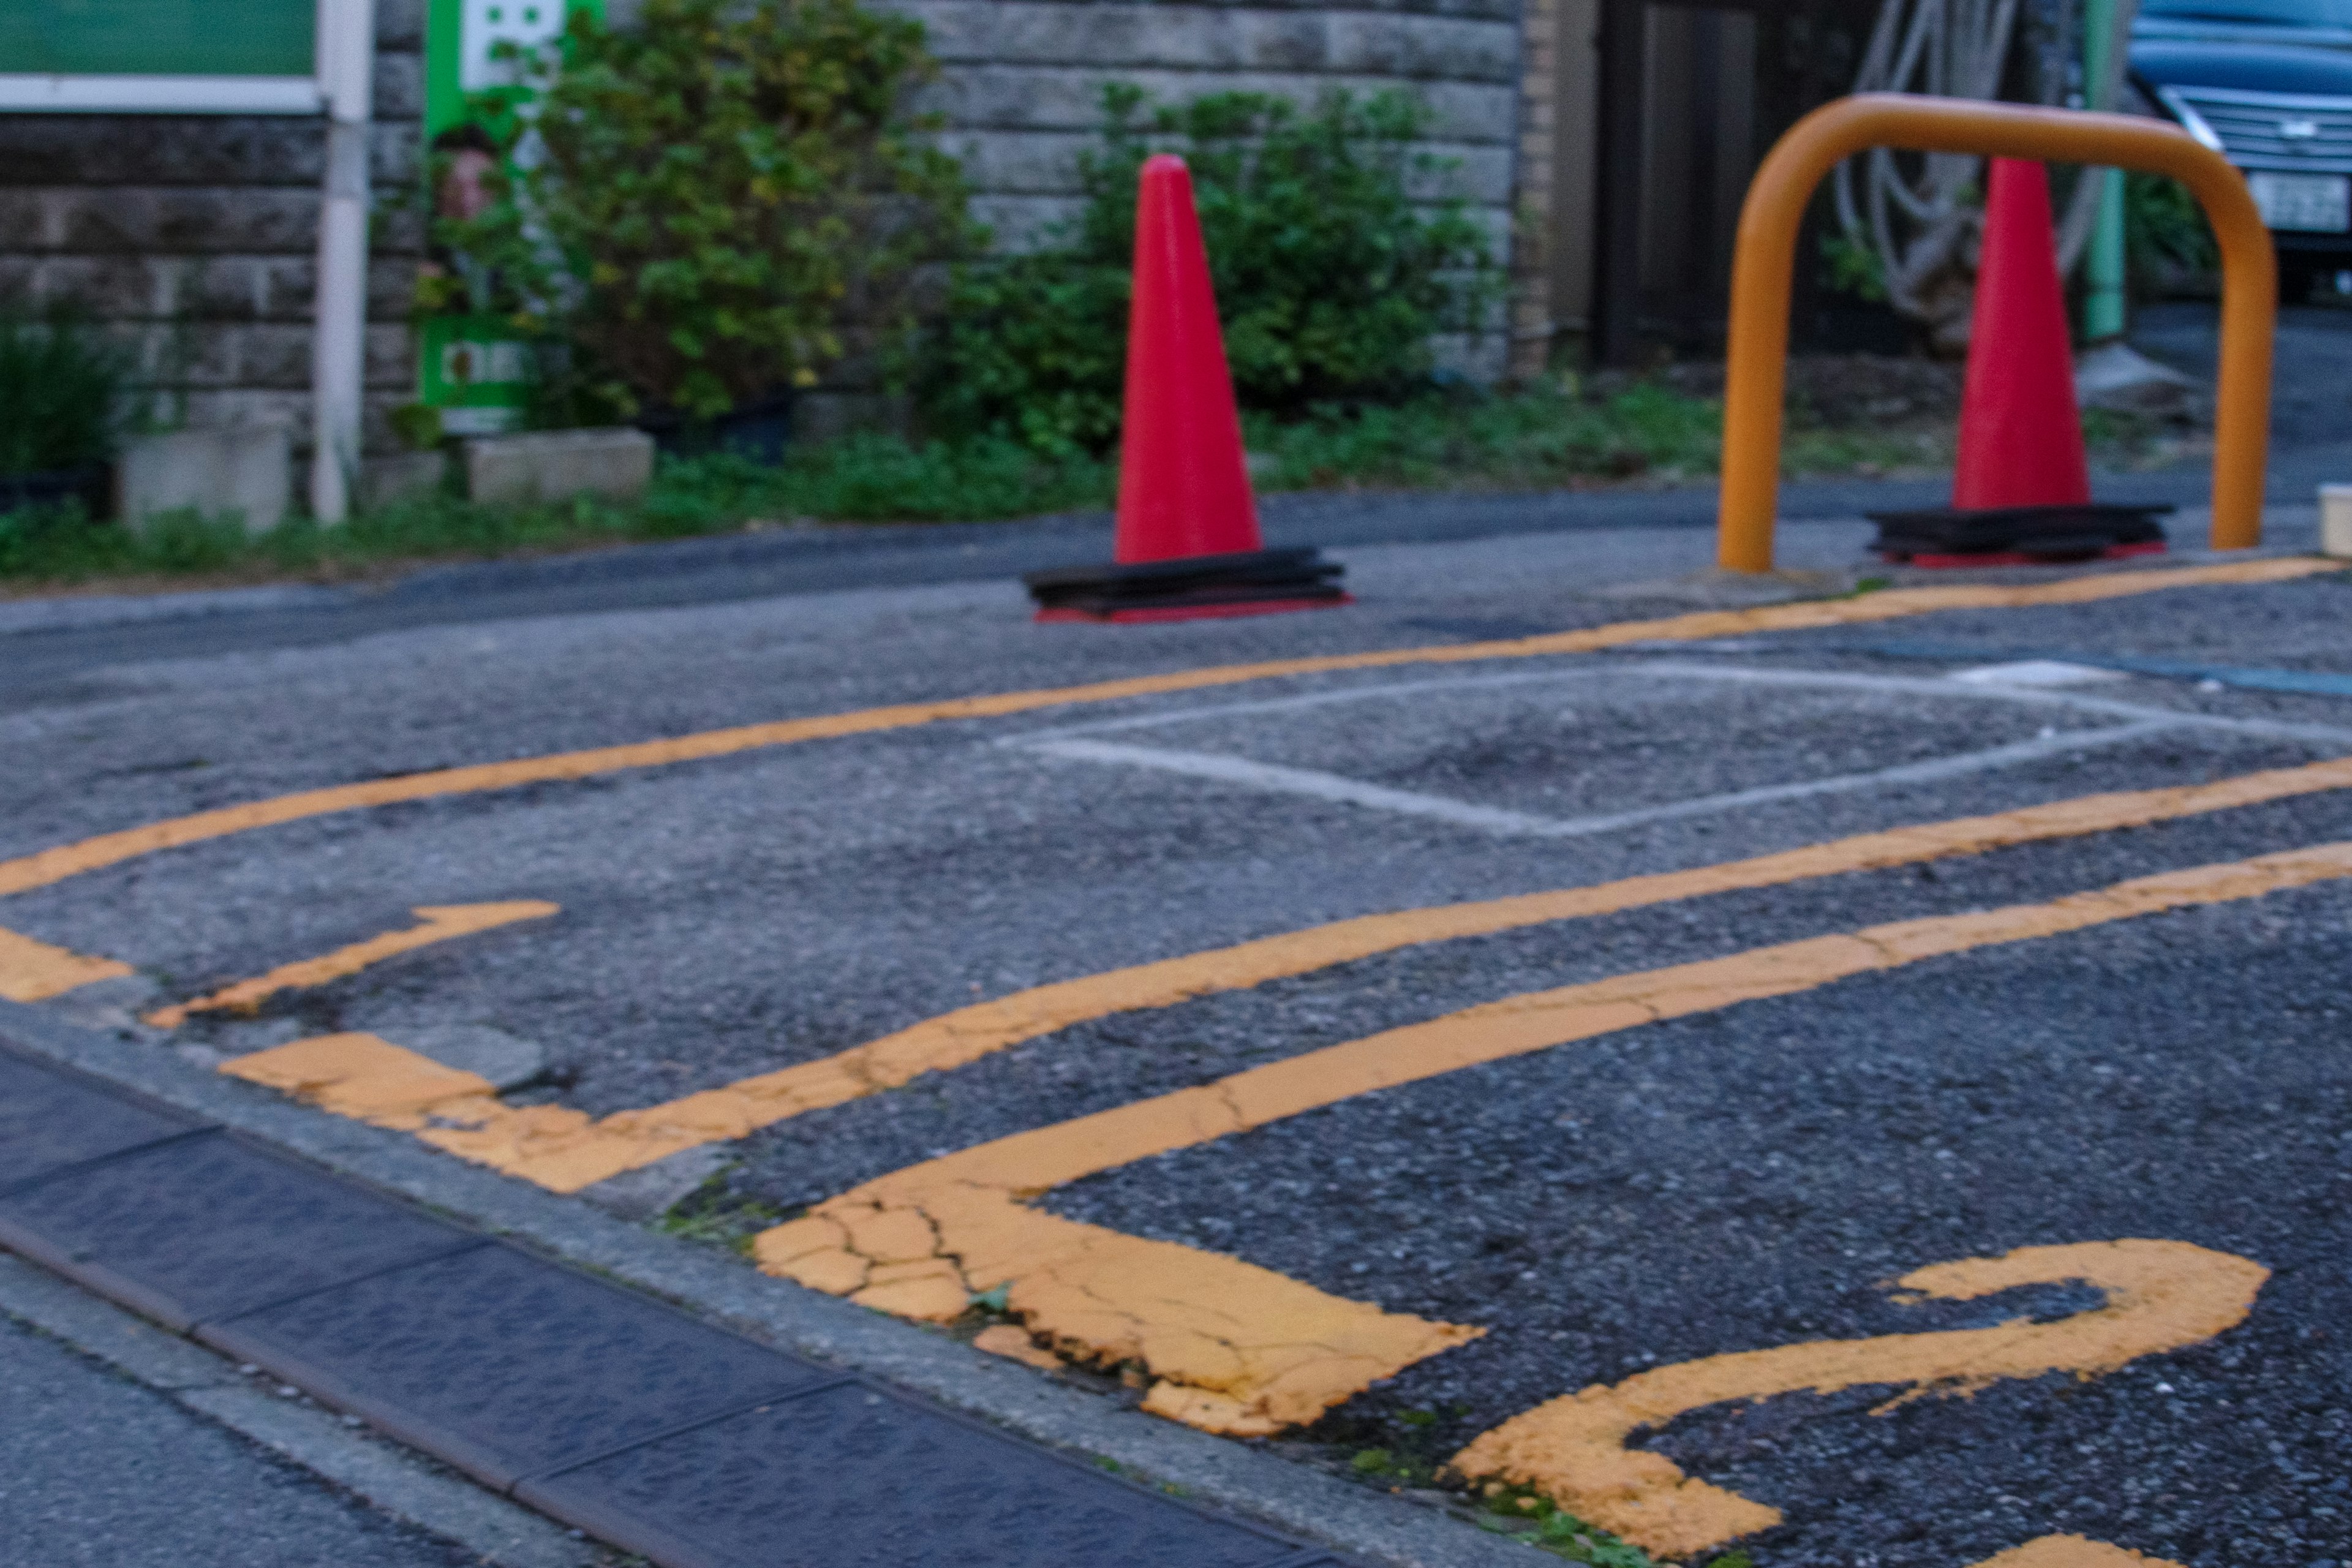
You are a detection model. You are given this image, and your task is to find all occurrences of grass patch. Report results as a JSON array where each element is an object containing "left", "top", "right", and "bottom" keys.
[
  {"left": 652, "top": 1177, "right": 788, "bottom": 1256},
  {"left": 1469, "top": 1480, "right": 1755, "bottom": 1568},
  {"left": 0, "top": 437, "right": 1115, "bottom": 590},
  {"left": 1246, "top": 377, "right": 1945, "bottom": 492},
  {"left": 0, "top": 371, "right": 2178, "bottom": 595}
]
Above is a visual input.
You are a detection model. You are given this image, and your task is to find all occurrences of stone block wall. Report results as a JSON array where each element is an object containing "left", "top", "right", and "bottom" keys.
[
  {"left": 897, "top": 0, "right": 1531, "bottom": 381},
  {"left": 900, "top": 1, "right": 1524, "bottom": 255},
  {"left": 0, "top": 0, "right": 1532, "bottom": 472},
  {"left": 0, "top": 0, "right": 424, "bottom": 458}
]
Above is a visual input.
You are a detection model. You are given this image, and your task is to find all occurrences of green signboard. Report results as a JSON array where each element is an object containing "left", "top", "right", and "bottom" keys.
[
  {"left": 415, "top": 0, "right": 601, "bottom": 432},
  {"left": 0, "top": 0, "right": 315, "bottom": 78}
]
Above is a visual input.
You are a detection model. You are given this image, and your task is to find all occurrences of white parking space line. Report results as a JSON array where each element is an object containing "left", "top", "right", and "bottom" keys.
[
  {"left": 1026, "top": 737, "right": 1570, "bottom": 834},
  {"left": 1011, "top": 660, "right": 2352, "bottom": 751},
  {"left": 1009, "top": 656, "right": 2352, "bottom": 842},
  {"left": 1638, "top": 662, "right": 2352, "bottom": 748},
  {"left": 1949, "top": 660, "right": 2129, "bottom": 688},
  {"left": 1025, "top": 722, "right": 2185, "bottom": 840},
  {"left": 1521, "top": 720, "right": 2180, "bottom": 839}
]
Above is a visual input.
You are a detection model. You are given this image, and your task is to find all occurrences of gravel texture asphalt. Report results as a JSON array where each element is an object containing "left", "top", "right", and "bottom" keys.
[{"left": 4, "top": 483, "right": 2349, "bottom": 1568}]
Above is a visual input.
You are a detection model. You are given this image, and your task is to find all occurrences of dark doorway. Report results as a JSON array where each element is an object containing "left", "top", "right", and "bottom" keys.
[{"left": 1590, "top": 0, "right": 1877, "bottom": 365}]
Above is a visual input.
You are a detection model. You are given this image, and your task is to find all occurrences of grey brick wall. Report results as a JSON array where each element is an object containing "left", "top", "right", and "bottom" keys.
[
  {"left": 0, "top": 0, "right": 424, "bottom": 458},
  {"left": 903, "top": 0, "right": 1523, "bottom": 261},
  {"left": 0, "top": 0, "right": 1525, "bottom": 475}
]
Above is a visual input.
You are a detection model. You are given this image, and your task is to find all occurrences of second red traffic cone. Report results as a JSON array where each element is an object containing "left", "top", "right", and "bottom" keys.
[
  {"left": 1025, "top": 154, "right": 1347, "bottom": 621},
  {"left": 1869, "top": 157, "right": 2168, "bottom": 567}
]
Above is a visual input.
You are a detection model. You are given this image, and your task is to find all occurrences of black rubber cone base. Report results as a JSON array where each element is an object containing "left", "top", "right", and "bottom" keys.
[
  {"left": 1866, "top": 502, "right": 2172, "bottom": 566},
  {"left": 1025, "top": 547, "right": 1348, "bottom": 622}
]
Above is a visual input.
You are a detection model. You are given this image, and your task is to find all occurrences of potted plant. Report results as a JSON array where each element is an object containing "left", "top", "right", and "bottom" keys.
[
  {"left": 0, "top": 302, "right": 121, "bottom": 518},
  {"left": 445, "top": 0, "right": 972, "bottom": 460}
]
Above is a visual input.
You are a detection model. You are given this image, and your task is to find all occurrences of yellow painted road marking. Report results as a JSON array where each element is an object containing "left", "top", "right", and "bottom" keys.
[
  {"left": 972, "top": 1322, "right": 1081, "bottom": 1372},
  {"left": 1451, "top": 1240, "right": 2266, "bottom": 1557},
  {"left": 751, "top": 837, "right": 2352, "bottom": 1434},
  {"left": 220, "top": 1031, "right": 503, "bottom": 1119},
  {"left": 1973, "top": 1537, "right": 2185, "bottom": 1568},
  {"left": 0, "top": 559, "right": 2327, "bottom": 907},
  {"left": 144, "top": 902, "right": 558, "bottom": 1028},
  {"left": 0, "top": 925, "right": 133, "bottom": 1002},
  {"left": 395, "top": 753, "right": 2352, "bottom": 1192}
]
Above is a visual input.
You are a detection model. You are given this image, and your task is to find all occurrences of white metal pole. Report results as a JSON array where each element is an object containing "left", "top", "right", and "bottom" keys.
[{"left": 310, "top": 0, "right": 376, "bottom": 524}]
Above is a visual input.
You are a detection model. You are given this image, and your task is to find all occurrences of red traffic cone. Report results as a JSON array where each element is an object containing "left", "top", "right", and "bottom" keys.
[
  {"left": 1025, "top": 154, "right": 1347, "bottom": 622},
  {"left": 1956, "top": 156, "right": 2092, "bottom": 512},
  {"left": 1868, "top": 157, "right": 2167, "bottom": 567}
]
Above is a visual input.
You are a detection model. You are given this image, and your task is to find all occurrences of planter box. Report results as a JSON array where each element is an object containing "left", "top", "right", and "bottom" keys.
[
  {"left": 463, "top": 428, "right": 655, "bottom": 507},
  {"left": 361, "top": 451, "right": 451, "bottom": 511},
  {"left": 117, "top": 425, "right": 291, "bottom": 534}
]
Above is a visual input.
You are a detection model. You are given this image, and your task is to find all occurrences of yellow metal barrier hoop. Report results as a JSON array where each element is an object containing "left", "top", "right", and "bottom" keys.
[{"left": 1721, "top": 93, "right": 2275, "bottom": 573}]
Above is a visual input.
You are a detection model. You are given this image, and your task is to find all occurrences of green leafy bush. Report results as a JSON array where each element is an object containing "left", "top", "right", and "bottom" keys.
[
  {"left": 437, "top": 0, "right": 971, "bottom": 420},
  {"left": 924, "top": 86, "right": 1498, "bottom": 456},
  {"left": 2125, "top": 172, "right": 2218, "bottom": 295},
  {"left": 0, "top": 301, "right": 123, "bottom": 477}
]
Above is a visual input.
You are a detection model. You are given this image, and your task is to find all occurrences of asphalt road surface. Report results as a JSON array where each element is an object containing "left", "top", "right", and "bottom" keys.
[{"left": 3, "top": 501, "right": 2348, "bottom": 1568}]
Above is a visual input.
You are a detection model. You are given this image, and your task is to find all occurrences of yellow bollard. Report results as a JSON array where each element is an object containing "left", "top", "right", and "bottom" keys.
[{"left": 1720, "top": 93, "right": 2274, "bottom": 573}]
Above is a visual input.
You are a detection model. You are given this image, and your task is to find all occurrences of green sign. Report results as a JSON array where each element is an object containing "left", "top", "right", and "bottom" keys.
[
  {"left": 0, "top": 0, "right": 315, "bottom": 78},
  {"left": 415, "top": 0, "right": 601, "bottom": 426},
  {"left": 425, "top": 0, "right": 600, "bottom": 137}
]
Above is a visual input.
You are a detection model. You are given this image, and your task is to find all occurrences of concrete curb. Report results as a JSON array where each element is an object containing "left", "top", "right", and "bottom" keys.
[
  {"left": 0, "top": 582, "right": 352, "bottom": 638},
  {"left": 0, "top": 998, "right": 1537, "bottom": 1568}
]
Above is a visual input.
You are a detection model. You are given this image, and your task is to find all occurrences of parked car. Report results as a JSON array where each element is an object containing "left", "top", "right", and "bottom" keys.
[{"left": 2133, "top": 0, "right": 2352, "bottom": 298}]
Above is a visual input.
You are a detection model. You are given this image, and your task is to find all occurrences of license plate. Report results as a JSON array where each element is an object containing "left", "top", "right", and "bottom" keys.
[{"left": 2248, "top": 170, "right": 2351, "bottom": 233}]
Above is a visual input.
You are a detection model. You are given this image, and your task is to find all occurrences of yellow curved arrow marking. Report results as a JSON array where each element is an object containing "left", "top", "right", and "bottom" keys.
[
  {"left": 145, "top": 902, "right": 558, "bottom": 1028},
  {"left": 1453, "top": 1240, "right": 2266, "bottom": 1558},
  {"left": 0, "top": 558, "right": 2326, "bottom": 908},
  {"left": 1973, "top": 1537, "right": 2185, "bottom": 1568},
  {"left": 748, "top": 837, "right": 2348, "bottom": 1434}
]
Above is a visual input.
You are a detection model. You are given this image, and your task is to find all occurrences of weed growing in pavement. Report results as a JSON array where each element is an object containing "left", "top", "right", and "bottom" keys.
[
  {"left": 1473, "top": 1483, "right": 1754, "bottom": 1568},
  {"left": 1468, "top": 1482, "right": 1659, "bottom": 1566},
  {"left": 1323, "top": 1413, "right": 1761, "bottom": 1567},
  {"left": 654, "top": 1177, "right": 788, "bottom": 1256}
]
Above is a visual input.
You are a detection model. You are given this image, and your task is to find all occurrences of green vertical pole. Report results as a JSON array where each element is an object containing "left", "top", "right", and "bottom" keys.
[{"left": 2082, "top": 0, "right": 2129, "bottom": 342}]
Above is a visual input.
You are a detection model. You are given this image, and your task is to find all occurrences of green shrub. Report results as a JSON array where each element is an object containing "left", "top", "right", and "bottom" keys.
[
  {"left": 2125, "top": 172, "right": 2218, "bottom": 295},
  {"left": 0, "top": 301, "right": 123, "bottom": 477},
  {"left": 440, "top": 0, "right": 971, "bottom": 420},
  {"left": 924, "top": 86, "right": 1498, "bottom": 456}
]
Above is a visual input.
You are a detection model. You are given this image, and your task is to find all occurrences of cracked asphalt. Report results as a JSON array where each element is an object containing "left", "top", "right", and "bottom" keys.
[{"left": 3, "top": 485, "right": 2349, "bottom": 1567}]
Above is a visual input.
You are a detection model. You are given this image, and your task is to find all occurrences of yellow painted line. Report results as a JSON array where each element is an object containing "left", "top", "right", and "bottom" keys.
[
  {"left": 407, "top": 752, "right": 2352, "bottom": 1192},
  {"left": 0, "top": 925, "right": 133, "bottom": 1002},
  {"left": 145, "top": 902, "right": 558, "bottom": 1028},
  {"left": 973, "top": 1322, "right": 1087, "bottom": 1372},
  {"left": 0, "top": 558, "right": 2327, "bottom": 907},
  {"left": 750, "top": 837, "right": 2352, "bottom": 1436},
  {"left": 1451, "top": 1239, "right": 2266, "bottom": 1556},
  {"left": 220, "top": 1031, "right": 503, "bottom": 1120},
  {"left": 232, "top": 1030, "right": 2217, "bottom": 1568}
]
